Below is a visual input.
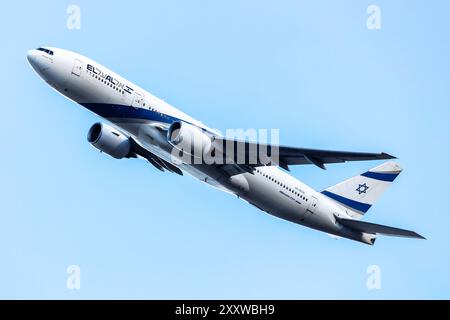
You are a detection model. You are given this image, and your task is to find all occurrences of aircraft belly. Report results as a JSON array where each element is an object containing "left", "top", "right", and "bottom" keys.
[{"left": 238, "top": 173, "right": 310, "bottom": 225}]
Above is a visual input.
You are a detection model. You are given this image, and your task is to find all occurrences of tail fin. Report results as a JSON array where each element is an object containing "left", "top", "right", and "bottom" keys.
[{"left": 322, "top": 161, "right": 402, "bottom": 218}]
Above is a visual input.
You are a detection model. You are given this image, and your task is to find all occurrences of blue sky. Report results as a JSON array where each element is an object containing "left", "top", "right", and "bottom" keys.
[{"left": 0, "top": 0, "right": 449, "bottom": 299}]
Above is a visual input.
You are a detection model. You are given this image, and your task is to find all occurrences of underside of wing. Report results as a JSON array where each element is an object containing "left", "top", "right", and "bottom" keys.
[{"left": 129, "top": 137, "right": 183, "bottom": 175}]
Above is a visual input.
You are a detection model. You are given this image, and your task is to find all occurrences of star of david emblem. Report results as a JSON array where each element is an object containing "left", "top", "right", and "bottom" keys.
[{"left": 356, "top": 183, "right": 369, "bottom": 195}]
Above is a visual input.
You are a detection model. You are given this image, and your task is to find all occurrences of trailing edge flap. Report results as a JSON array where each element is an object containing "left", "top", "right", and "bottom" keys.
[
  {"left": 336, "top": 217, "right": 425, "bottom": 239},
  {"left": 129, "top": 137, "right": 183, "bottom": 175}
]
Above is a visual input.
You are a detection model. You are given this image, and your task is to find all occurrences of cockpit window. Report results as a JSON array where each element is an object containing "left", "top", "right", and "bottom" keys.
[{"left": 37, "top": 47, "right": 54, "bottom": 56}]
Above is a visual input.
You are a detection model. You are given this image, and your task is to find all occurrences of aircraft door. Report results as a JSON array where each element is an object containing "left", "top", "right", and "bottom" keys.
[
  {"left": 308, "top": 196, "right": 318, "bottom": 214},
  {"left": 132, "top": 92, "right": 144, "bottom": 108},
  {"left": 72, "top": 59, "right": 83, "bottom": 76}
]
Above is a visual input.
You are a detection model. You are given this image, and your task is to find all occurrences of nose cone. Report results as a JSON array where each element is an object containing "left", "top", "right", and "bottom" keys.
[
  {"left": 27, "top": 50, "right": 40, "bottom": 70},
  {"left": 27, "top": 49, "right": 50, "bottom": 74}
]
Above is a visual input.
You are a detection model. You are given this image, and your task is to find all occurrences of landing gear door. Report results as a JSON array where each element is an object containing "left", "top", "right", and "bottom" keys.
[{"left": 72, "top": 59, "right": 83, "bottom": 76}]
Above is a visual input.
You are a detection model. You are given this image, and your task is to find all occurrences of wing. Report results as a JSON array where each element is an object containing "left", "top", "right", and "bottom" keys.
[
  {"left": 129, "top": 137, "right": 183, "bottom": 175},
  {"left": 212, "top": 138, "right": 395, "bottom": 170}
]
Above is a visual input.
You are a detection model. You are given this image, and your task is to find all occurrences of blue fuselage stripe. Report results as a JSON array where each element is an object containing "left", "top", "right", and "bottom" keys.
[
  {"left": 81, "top": 102, "right": 178, "bottom": 124},
  {"left": 361, "top": 171, "right": 399, "bottom": 182},
  {"left": 321, "top": 191, "right": 371, "bottom": 213}
]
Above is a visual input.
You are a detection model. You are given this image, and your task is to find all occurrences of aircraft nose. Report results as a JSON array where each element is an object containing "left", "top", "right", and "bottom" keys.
[
  {"left": 27, "top": 49, "right": 39, "bottom": 68},
  {"left": 27, "top": 49, "right": 50, "bottom": 73}
]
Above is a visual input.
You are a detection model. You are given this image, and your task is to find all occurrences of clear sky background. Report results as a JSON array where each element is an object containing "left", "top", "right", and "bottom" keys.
[{"left": 0, "top": 0, "right": 449, "bottom": 299}]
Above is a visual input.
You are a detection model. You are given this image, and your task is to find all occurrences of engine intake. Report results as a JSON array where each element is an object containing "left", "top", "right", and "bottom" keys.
[{"left": 87, "top": 122, "right": 131, "bottom": 159}]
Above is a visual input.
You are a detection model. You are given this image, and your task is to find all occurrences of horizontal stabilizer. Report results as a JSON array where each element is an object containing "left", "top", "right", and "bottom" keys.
[{"left": 337, "top": 217, "right": 425, "bottom": 239}]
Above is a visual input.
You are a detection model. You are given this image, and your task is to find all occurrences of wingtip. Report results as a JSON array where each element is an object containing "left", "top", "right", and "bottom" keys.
[
  {"left": 381, "top": 152, "right": 397, "bottom": 159},
  {"left": 409, "top": 231, "right": 426, "bottom": 240}
]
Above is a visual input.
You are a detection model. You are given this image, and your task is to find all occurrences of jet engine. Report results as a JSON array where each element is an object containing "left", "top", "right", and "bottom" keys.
[
  {"left": 167, "top": 121, "right": 212, "bottom": 157},
  {"left": 87, "top": 122, "right": 131, "bottom": 159}
]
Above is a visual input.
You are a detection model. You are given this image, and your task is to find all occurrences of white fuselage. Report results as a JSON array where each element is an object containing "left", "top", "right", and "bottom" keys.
[{"left": 27, "top": 47, "right": 374, "bottom": 244}]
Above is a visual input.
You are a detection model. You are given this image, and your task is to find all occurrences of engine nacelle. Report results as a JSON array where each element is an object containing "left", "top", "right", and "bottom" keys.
[
  {"left": 87, "top": 122, "right": 131, "bottom": 159},
  {"left": 167, "top": 121, "right": 212, "bottom": 158}
]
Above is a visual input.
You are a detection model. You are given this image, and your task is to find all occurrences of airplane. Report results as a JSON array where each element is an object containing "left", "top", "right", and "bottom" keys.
[{"left": 27, "top": 46, "right": 425, "bottom": 245}]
